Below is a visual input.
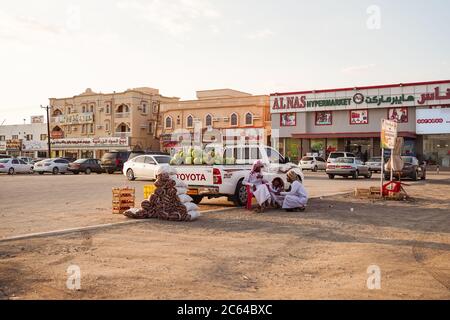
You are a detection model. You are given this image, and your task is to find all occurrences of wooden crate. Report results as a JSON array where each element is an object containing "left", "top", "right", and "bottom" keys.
[
  {"left": 369, "top": 186, "right": 382, "bottom": 199},
  {"left": 354, "top": 188, "right": 370, "bottom": 198},
  {"left": 112, "top": 187, "right": 135, "bottom": 214}
]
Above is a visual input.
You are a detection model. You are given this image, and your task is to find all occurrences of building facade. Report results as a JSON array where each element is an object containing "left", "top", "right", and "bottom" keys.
[
  {"left": 270, "top": 80, "right": 450, "bottom": 165},
  {"left": 0, "top": 123, "right": 48, "bottom": 158},
  {"left": 49, "top": 87, "right": 179, "bottom": 159},
  {"left": 159, "top": 89, "right": 271, "bottom": 152}
]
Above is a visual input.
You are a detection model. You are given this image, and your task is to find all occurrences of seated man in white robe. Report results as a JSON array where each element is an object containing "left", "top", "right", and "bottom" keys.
[
  {"left": 243, "top": 160, "right": 271, "bottom": 213},
  {"left": 280, "top": 170, "right": 308, "bottom": 212}
]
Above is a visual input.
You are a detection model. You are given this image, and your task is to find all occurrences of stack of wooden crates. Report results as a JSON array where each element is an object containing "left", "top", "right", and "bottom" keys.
[{"left": 112, "top": 187, "right": 135, "bottom": 214}]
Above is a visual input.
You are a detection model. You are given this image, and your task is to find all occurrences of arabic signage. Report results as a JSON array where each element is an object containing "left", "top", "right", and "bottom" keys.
[
  {"left": 22, "top": 141, "right": 48, "bottom": 151},
  {"left": 270, "top": 82, "right": 450, "bottom": 114},
  {"left": 6, "top": 139, "right": 22, "bottom": 151},
  {"left": 52, "top": 112, "right": 94, "bottom": 125},
  {"left": 416, "top": 108, "right": 450, "bottom": 134},
  {"left": 31, "top": 115, "right": 44, "bottom": 124},
  {"left": 51, "top": 137, "right": 129, "bottom": 149},
  {"left": 381, "top": 119, "right": 398, "bottom": 149}
]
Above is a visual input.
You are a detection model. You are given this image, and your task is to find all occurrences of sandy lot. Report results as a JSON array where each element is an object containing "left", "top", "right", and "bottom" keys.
[{"left": 0, "top": 176, "right": 449, "bottom": 300}]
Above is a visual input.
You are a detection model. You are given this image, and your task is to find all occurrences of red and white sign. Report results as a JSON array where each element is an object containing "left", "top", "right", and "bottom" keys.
[{"left": 416, "top": 108, "right": 450, "bottom": 134}]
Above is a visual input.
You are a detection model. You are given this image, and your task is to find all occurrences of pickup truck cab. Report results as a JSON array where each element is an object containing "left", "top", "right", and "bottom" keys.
[{"left": 171, "top": 145, "right": 303, "bottom": 206}]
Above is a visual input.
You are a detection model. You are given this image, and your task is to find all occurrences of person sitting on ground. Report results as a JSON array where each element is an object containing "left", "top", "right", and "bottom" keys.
[
  {"left": 243, "top": 160, "right": 271, "bottom": 213},
  {"left": 267, "top": 177, "right": 285, "bottom": 208},
  {"left": 281, "top": 170, "right": 308, "bottom": 212}
]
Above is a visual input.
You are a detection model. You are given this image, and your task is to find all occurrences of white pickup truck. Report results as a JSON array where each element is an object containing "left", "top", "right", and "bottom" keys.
[{"left": 172, "top": 145, "right": 303, "bottom": 206}]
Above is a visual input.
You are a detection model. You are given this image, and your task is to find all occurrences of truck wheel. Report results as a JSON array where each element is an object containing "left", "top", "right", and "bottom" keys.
[
  {"left": 191, "top": 196, "right": 203, "bottom": 205},
  {"left": 8, "top": 168, "right": 14, "bottom": 175},
  {"left": 233, "top": 179, "right": 248, "bottom": 207},
  {"left": 107, "top": 169, "right": 114, "bottom": 174},
  {"left": 365, "top": 171, "right": 372, "bottom": 179}
]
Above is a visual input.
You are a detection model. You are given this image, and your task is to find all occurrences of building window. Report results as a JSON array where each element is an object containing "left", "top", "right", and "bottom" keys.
[
  {"left": 142, "top": 103, "right": 147, "bottom": 114},
  {"left": 148, "top": 122, "right": 154, "bottom": 134},
  {"left": 67, "top": 107, "right": 71, "bottom": 114},
  {"left": 245, "top": 112, "right": 253, "bottom": 125},
  {"left": 52, "top": 109, "right": 62, "bottom": 117},
  {"left": 82, "top": 105, "right": 86, "bottom": 113},
  {"left": 205, "top": 114, "right": 212, "bottom": 127},
  {"left": 81, "top": 124, "right": 86, "bottom": 134},
  {"left": 230, "top": 113, "right": 238, "bottom": 126},
  {"left": 117, "top": 104, "right": 130, "bottom": 113},
  {"left": 89, "top": 124, "right": 94, "bottom": 134},
  {"left": 152, "top": 103, "right": 159, "bottom": 114},
  {"left": 117, "top": 123, "right": 131, "bottom": 133},
  {"left": 106, "top": 104, "right": 111, "bottom": 114},
  {"left": 0, "top": 135, "right": 5, "bottom": 141},
  {"left": 105, "top": 121, "right": 110, "bottom": 132},
  {"left": 187, "top": 115, "right": 193, "bottom": 128},
  {"left": 12, "top": 135, "right": 18, "bottom": 140},
  {"left": 165, "top": 116, "right": 173, "bottom": 129},
  {"left": 26, "top": 134, "right": 33, "bottom": 141},
  {"left": 89, "top": 105, "right": 94, "bottom": 113},
  {"left": 40, "top": 134, "right": 47, "bottom": 141}
]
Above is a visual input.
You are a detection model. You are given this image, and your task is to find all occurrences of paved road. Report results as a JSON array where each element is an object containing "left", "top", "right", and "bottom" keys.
[{"left": 0, "top": 171, "right": 446, "bottom": 238}]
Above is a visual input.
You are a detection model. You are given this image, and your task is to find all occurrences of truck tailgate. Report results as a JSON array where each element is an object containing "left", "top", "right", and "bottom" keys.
[{"left": 174, "top": 166, "right": 214, "bottom": 186}]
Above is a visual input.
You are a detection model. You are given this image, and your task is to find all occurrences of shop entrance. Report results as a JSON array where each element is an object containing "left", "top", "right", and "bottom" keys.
[{"left": 345, "top": 139, "right": 372, "bottom": 162}]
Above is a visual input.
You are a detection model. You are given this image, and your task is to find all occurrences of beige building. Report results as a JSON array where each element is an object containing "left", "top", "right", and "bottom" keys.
[
  {"left": 159, "top": 89, "right": 271, "bottom": 152},
  {"left": 49, "top": 87, "right": 179, "bottom": 159}
]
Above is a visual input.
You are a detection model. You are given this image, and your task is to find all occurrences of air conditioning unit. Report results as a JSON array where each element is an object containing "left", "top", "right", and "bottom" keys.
[
  {"left": 96, "top": 125, "right": 103, "bottom": 129},
  {"left": 213, "top": 117, "right": 220, "bottom": 122},
  {"left": 223, "top": 117, "right": 230, "bottom": 121}
]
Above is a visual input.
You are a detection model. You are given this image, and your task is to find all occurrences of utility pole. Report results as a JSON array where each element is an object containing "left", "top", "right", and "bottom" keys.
[{"left": 40, "top": 105, "right": 52, "bottom": 157}]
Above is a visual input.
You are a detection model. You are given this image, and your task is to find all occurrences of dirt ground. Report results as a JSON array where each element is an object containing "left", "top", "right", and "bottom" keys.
[{"left": 1, "top": 178, "right": 449, "bottom": 300}]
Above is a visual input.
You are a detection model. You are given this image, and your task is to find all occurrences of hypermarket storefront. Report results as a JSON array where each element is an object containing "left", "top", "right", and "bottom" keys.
[
  {"left": 270, "top": 80, "right": 450, "bottom": 163},
  {"left": 416, "top": 107, "right": 450, "bottom": 167}
]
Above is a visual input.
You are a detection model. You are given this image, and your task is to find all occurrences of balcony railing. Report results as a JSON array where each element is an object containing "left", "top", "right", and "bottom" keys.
[{"left": 115, "top": 112, "right": 130, "bottom": 118}]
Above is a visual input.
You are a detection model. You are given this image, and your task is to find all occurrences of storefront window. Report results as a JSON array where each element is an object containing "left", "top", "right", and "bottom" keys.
[
  {"left": 285, "top": 138, "right": 301, "bottom": 163},
  {"left": 423, "top": 135, "right": 450, "bottom": 167},
  {"left": 311, "top": 139, "right": 326, "bottom": 157}
]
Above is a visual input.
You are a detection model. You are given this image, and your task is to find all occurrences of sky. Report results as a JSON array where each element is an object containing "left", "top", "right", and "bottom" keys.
[{"left": 0, "top": 0, "right": 449, "bottom": 124}]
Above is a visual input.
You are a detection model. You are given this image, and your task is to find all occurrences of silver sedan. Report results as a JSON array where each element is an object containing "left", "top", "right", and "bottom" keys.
[{"left": 326, "top": 157, "right": 372, "bottom": 179}]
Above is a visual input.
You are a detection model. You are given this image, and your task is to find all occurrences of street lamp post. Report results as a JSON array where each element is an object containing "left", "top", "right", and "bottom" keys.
[{"left": 40, "top": 105, "right": 52, "bottom": 157}]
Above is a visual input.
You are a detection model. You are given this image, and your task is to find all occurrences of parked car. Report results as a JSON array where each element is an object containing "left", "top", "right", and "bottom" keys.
[
  {"left": 384, "top": 156, "right": 426, "bottom": 181},
  {"left": 0, "top": 154, "right": 12, "bottom": 159},
  {"left": 68, "top": 159, "right": 104, "bottom": 174},
  {"left": 123, "top": 155, "right": 172, "bottom": 181},
  {"left": 62, "top": 157, "right": 76, "bottom": 163},
  {"left": 101, "top": 151, "right": 133, "bottom": 174},
  {"left": 327, "top": 151, "right": 357, "bottom": 163},
  {"left": 0, "top": 158, "right": 33, "bottom": 174},
  {"left": 17, "top": 157, "right": 34, "bottom": 164},
  {"left": 326, "top": 157, "right": 372, "bottom": 179},
  {"left": 299, "top": 156, "right": 327, "bottom": 172},
  {"left": 33, "top": 158, "right": 69, "bottom": 175},
  {"left": 365, "top": 157, "right": 383, "bottom": 173}
]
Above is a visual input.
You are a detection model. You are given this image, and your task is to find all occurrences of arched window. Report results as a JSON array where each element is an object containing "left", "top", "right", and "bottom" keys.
[
  {"left": 205, "top": 114, "right": 212, "bottom": 127},
  {"left": 187, "top": 115, "right": 193, "bottom": 128},
  {"left": 116, "top": 122, "right": 131, "bottom": 133},
  {"left": 230, "top": 113, "right": 238, "bottom": 126},
  {"left": 52, "top": 109, "right": 63, "bottom": 117},
  {"left": 117, "top": 104, "right": 130, "bottom": 113},
  {"left": 245, "top": 112, "right": 253, "bottom": 125},
  {"left": 165, "top": 116, "right": 173, "bottom": 129}
]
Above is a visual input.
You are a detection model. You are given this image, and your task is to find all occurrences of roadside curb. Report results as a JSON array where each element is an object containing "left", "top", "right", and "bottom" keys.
[{"left": 0, "top": 193, "right": 352, "bottom": 243}]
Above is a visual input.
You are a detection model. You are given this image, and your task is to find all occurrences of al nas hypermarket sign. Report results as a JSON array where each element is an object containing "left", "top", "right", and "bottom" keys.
[{"left": 270, "top": 82, "right": 450, "bottom": 113}]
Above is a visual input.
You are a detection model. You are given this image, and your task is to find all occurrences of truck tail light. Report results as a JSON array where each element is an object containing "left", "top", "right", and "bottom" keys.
[{"left": 213, "top": 168, "right": 222, "bottom": 185}]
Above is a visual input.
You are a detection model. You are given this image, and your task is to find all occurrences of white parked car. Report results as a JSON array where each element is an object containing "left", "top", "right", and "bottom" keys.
[
  {"left": 327, "top": 151, "right": 357, "bottom": 163},
  {"left": 0, "top": 158, "right": 34, "bottom": 174},
  {"left": 123, "top": 155, "right": 172, "bottom": 181},
  {"left": 33, "top": 158, "right": 70, "bottom": 175},
  {"left": 299, "top": 156, "right": 327, "bottom": 172},
  {"left": 326, "top": 157, "right": 372, "bottom": 179}
]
